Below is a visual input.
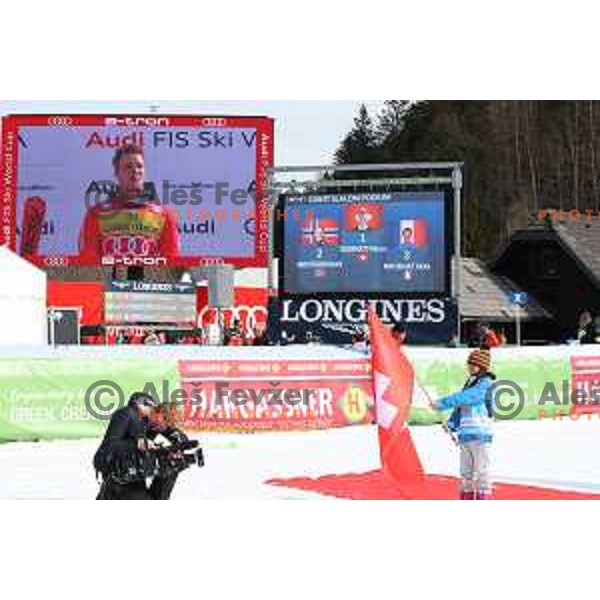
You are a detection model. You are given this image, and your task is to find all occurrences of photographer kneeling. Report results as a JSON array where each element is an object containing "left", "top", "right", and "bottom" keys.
[{"left": 94, "top": 392, "right": 202, "bottom": 500}]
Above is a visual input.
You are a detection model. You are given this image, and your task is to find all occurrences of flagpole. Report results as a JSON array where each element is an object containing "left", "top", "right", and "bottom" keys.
[{"left": 415, "top": 378, "right": 458, "bottom": 446}]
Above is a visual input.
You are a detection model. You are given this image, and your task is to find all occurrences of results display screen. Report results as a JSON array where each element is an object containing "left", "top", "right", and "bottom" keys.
[
  {"left": 104, "top": 281, "right": 197, "bottom": 325},
  {"left": 283, "top": 192, "right": 448, "bottom": 294}
]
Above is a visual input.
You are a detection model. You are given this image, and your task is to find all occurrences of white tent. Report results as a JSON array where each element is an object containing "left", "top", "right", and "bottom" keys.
[{"left": 0, "top": 245, "right": 47, "bottom": 346}]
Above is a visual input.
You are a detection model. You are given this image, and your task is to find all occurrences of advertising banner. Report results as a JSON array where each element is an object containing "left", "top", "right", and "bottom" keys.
[
  {"left": 178, "top": 358, "right": 375, "bottom": 432},
  {"left": 0, "top": 356, "right": 178, "bottom": 441},
  {"left": 269, "top": 296, "right": 458, "bottom": 345},
  {"left": 571, "top": 355, "right": 600, "bottom": 413},
  {"left": 408, "top": 348, "right": 570, "bottom": 421},
  {"left": 0, "top": 348, "right": 577, "bottom": 442}
]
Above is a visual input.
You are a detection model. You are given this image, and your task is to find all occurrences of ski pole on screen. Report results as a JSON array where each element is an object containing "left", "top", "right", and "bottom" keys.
[{"left": 20, "top": 196, "right": 47, "bottom": 256}]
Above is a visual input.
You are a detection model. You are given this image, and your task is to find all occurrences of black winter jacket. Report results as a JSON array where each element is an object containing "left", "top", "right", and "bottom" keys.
[{"left": 93, "top": 405, "right": 186, "bottom": 474}]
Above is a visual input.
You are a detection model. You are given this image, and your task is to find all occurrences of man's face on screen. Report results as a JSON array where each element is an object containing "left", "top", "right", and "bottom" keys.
[{"left": 115, "top": 152, "right": 145, "bottom": 197}]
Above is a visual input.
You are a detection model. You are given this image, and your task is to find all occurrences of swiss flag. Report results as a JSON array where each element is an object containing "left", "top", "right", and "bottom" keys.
[
  {"left": 368, "top": 308, "right": 424, "bottom": 485},
  {"left": 345, "top": 203, "right": 384, "bottom": 232}
]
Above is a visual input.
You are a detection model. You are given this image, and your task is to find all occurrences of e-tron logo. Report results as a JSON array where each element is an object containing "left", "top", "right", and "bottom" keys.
[
  {"left": 101, "top": 256, "right": 168, "bottom": 266},
  {"left": 104, "top": 117, "right": 170, "bottom": 127},
  {"left": 201, "top": 118, "right": 228, "bottom": 127}
]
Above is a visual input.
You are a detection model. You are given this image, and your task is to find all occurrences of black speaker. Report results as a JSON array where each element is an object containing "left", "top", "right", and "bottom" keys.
[{"left": 48, "top": 309, "right": 80, "bottom": 345}]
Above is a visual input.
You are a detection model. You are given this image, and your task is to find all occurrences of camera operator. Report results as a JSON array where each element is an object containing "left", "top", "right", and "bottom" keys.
[{"left": 94, "top": 392, "right": 191, "bottom": 500}]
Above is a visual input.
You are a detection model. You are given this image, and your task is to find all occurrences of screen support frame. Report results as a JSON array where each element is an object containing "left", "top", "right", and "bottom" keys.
[{"left": 267, "top": 162, "right": 464, "bottom": 342}]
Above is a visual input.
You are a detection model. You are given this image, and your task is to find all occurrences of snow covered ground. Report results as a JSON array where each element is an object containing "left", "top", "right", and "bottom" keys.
[{"left": 2, "top": 417, "right": 600, "bottom": 499}]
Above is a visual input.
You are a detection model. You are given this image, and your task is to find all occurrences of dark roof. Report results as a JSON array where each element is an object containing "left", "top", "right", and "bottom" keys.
[
  {"left": 492, "top": 216, "right": 600, "bottom": 288},
  {"left": 456, "top": 257, "right": 551, "bottom": 321},
  {"left": 549, "top": 219, "right": 600, "bottom": 286}
]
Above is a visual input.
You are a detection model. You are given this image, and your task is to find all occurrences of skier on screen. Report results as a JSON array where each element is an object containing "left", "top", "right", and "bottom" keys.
[{"left": 78, "top": 144, "right": 180, "bottom": 262}]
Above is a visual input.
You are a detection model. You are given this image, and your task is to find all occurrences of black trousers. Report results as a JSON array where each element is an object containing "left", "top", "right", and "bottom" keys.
[{"left": 96, "top": 473, "right": 179, "bottom": 500}]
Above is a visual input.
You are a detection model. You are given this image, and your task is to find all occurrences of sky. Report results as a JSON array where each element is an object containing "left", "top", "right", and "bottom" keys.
[{"left": 0, "top": 100, "right": 385, "bottom": 165}]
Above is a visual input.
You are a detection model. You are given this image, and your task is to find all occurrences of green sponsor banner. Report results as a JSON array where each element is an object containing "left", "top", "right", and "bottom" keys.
[
  {"left": 0, "top": 357, "right": 178, "bottom": 442},
  {"left": 0, "top": 349, "right": 576, "bottom": 441},
  {"left": 409, "top": 350, "right": 571, "bottom": 424},
  {"left": 415, "top": 353, "right": 570, "bottom": 401}
]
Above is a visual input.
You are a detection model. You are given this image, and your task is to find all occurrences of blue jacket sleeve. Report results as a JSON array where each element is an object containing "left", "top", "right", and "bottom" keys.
[{"left": 436, "top": 378, "right": 492, "bottom": 411}]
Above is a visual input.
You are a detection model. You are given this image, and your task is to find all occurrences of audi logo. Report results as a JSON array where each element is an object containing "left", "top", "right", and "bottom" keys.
[
  {"left": 43, "top": 255, "right": 69, "bottom": 267},
  {"left": 201, "top": 118, "right": 228, "bottom": 127},
  {"left": 201, "top": 258, "right": 225, "bottom": 266},
  {"left": 47, "top": 116, "right": 73, "bottom": 127},
  {"left": 198, "top": 305, "right": 268, "bottom": 337}
]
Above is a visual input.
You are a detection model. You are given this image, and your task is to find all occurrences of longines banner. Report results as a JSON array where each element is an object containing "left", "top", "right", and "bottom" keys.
[{"left": 269, "top": 296, "right": 458, "bottom": 345}]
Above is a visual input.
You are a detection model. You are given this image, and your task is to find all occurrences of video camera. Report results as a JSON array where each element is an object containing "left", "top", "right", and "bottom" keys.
[
  {"left": 152, "top": 438, "right": 205, "bottom": 476},
  {"left": 107, "top": 438, "right": 204, "bottom": 485}
]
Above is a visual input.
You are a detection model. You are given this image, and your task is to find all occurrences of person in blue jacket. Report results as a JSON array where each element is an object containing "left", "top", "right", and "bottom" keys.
[{"left": 433, "top": 347, "right": 496, "bottom": 500}]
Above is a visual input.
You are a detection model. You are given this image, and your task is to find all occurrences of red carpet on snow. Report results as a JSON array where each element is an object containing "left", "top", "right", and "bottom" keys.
[
  {"left": 268, "top": 313, "right": 600, "bottom": 500},
  {"left": 267, "top": 470, "right": 600, "bottom": 500}
]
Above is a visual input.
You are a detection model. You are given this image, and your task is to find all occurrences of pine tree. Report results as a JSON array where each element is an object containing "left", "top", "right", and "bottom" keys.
[
  {"left": 376, "top": 100, "right": 410, "bottom": 148},
  {"left": 334, "top": 104, "right": 378, "bottom": 164}
]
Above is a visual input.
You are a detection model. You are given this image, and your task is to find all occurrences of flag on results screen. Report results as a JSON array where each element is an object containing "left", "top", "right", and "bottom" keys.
[
  {"left": 345, "top": 204, "right": 384, "bottom": 232},
  {"left": 301, "top": 217, "right": 340, "bottom": 246},
  {"left": 368, "top": 307, "right": 424, "bottom": 485},
  {"left": 399, "top": 219, "right": 427, "bottom": 248}
]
